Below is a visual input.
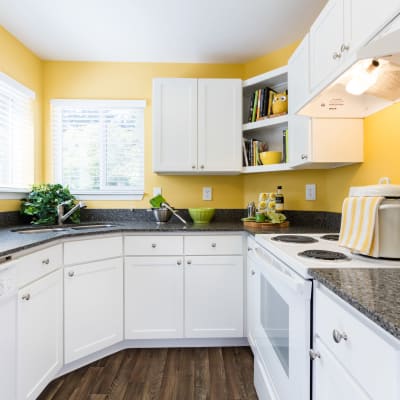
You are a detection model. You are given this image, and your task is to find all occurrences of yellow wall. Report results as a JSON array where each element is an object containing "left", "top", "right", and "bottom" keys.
[
  {"left": 0, "top": 27, "right": 43, "bottom": 211},
  {"left": 43, "top": 62, "right": 245, "bottom": 209}
]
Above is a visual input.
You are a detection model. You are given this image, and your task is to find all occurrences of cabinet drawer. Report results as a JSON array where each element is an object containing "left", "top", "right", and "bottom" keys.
[
  {"left": 124, "top": 236, "right": 183, "bottom": 255},
  {"left": 64, "top": 236, "right": 122, "bottom": 265},
  {"left": 185, "top": 235, "right": 243, "bottom": 255},
  {"left": 16, "top": 244, "right": 62, "bottom": 288},
  {"left": 315, "top": 287, "right": 400, "bottom": 400}
]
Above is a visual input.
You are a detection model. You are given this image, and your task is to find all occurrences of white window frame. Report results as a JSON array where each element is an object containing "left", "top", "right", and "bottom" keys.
[
  {"left": 0, "top": 72, "right": 35, "bottom": 199},
  {"left": 51, "top": 99, "right": 146, "bottom": 200}
]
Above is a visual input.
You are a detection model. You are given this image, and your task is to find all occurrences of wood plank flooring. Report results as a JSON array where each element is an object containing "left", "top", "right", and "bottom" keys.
[{"left": 38, "top": 347, "right": 258, "bottom": 400}]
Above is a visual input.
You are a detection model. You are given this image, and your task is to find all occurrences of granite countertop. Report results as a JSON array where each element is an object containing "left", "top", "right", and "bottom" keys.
[{"left": 310, "top": 269, "right": 400, "bottom": 341}]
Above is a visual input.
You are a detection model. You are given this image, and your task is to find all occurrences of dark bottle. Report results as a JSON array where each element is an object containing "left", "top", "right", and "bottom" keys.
[{"left": 275, "top": 186, "right": 284, "bottom": 212}]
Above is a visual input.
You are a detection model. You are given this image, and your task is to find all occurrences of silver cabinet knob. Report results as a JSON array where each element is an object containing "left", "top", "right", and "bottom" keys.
[
  {"left": 42, "top": 258, "right": 50, "bottom": 265},
  {"left": 332, "top": 329, "right": 348, "bottom": 343},
  {"left": 211, "top": 243, "right": 216, "bottom": 248},
  {"left": 301, "top": 154, "right": 308, "bottom": 160},
  {"left": 151, "top": 243, "right": 157, "bottom": 248},
  {"left": 309, "top": 349, "right": 321, "bottom": 360},
  {"left": 192, "top": 165, "right": 196, "bottom": 169},
  {"left": 68, "top": 271, "right": 75, "bottom": 277},
  {"left": 200, "top": 165, "right": 204, "bottom": 169},
  {"left": 21, "top": 293, "right": 31, "bottom": 301},
  {"left": 187, "top": 260, "right": 192, "bottom": 265},
  {"left": 332, "top": 51, "right": 342, "bottom": 60},
  {"left": 340, "top": 43, "right": 350, "bottom": 53},
  {"left": 177, "top": 260, "right": 182, "bottom": 266},
  {"left": 251, "top": 270, "right": 255, "bottom": 276}
]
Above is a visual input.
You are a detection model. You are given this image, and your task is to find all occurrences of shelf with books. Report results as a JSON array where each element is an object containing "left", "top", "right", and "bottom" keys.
[{"left": 241, "top": 65, "right": 289, "bottom": 173}]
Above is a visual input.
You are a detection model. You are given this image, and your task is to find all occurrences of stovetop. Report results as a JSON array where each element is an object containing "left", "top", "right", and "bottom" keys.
[{"left": 255, "top": 233, "right": 400, "bottom": 279}]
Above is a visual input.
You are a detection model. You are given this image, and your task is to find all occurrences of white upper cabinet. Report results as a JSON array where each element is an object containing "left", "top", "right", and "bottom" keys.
[
  {"left": 153, "top": 78, "right": 242, "bottom": 174},
  {"left": 309, "top": 0, "right": 345, "bottom": 91}
]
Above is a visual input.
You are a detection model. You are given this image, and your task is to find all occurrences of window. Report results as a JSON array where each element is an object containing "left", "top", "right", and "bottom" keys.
[
  {"left": 0, "top": 72, "right": 35, "bottom": 196},
  {"left": 52, "top": 99, "right": 145, "bottom": 200}
]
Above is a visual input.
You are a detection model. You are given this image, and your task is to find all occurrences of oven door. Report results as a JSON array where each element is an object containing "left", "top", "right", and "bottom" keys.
[{"left": 252, "top": 245, "right": 312, "bottom": 400}]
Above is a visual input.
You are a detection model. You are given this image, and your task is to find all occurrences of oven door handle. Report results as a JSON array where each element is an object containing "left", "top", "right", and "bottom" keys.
[{"left": 254, "top": 247, "right": 311, "bottom": 297}]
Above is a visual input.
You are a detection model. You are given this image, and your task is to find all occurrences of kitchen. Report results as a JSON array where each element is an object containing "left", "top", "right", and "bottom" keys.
[{"left": 1, "top": 0, "right": 400, "bottom": 399}]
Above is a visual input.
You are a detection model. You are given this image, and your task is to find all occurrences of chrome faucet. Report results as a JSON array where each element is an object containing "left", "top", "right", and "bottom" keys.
[{"left": 57, "top": 201, "right": 86, "bottom": 225}]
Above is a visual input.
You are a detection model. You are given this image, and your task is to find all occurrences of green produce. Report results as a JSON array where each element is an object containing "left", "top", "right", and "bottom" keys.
[
  {"left": 20, "top": 183, "right": 80, "bottom": 225},
  {"left": 266, "top": 212, "right": 286, "bottom": 224}
]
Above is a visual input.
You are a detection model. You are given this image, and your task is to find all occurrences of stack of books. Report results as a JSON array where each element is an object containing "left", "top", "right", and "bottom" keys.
[
  {"left": 247, "top": 87, "right": 277, "bottom": 122},
  {"left": 242, "top": 138, "right": 268, "bottom": 166}
]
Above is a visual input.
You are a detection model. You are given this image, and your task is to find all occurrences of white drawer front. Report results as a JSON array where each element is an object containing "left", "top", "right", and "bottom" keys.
[
  {"left": 124, "top": 236, "right": 183, "bottom": 255},
  {"left": 64, "top": 236, "right": 122, "bottom": 265},
  {"left": 16, "top": 244, "right": 62, "bottom": 288},
  {"left": 315, "top": 287, "right": 400, "bottom": 400},
  {"left": 185, "top": 235, "right": 243, "bottom": 255}
]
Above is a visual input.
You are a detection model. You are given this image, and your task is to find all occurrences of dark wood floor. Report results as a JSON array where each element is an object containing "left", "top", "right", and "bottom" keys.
[{"left": 38, "top": 347, "right": 258, "bottom": 400}]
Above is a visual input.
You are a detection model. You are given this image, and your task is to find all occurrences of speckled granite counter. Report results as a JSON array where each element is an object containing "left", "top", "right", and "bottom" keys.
[{"left": 309, "top": 269, "right": 400, "bottom": 341}]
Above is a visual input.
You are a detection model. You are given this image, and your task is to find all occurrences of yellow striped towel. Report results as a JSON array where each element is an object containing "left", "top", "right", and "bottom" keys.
[{"left": 339, "top": 196, "right": 384, "bottom": 257}]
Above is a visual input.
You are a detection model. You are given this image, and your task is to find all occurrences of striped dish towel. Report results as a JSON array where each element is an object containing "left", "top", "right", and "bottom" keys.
[{"left": 339, "top": 196, "right": 384, "bottom": 257}]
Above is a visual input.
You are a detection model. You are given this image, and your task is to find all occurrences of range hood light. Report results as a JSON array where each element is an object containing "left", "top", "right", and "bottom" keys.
[{"left": 345, "top": 60, "right": 380, "bottom": 96}]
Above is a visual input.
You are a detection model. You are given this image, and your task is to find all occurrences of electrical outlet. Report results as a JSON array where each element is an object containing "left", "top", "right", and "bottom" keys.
[
  {"left": 153, "top": 187, "right": 162, "bottom": 196},
  {"left": 202, "top": 187, "right": 212, "bottom": 201},
  {"left": 306, "top": 184, "right": 316, "bottom": 201}
]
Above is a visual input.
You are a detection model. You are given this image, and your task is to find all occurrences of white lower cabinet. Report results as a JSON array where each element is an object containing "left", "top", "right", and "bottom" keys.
[
  {"left": 64, "top": 258, "right": 123, "bottom": 363},
  {"left": 17, "top": 269, "right": 63, "bottom": 400},
  {"left": 125, "top": 256, "right": 184, "bottom": 339},
  {"left": 185, "top": 255, "right": 243, "bottom": 338}
]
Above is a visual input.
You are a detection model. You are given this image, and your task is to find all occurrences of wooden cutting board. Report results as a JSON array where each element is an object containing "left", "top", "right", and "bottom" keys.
[{"left": 243, "top": 220, "right": 289, "bottom": 229}]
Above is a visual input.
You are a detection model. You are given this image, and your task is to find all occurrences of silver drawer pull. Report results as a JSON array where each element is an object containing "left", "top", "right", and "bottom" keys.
[
  {"left": 151, "top": 243, "right": 157, "bottom": 248},
  {"left": 309, "top": 349, "right": 321, "bottom": 360},
  {"left": 332, "top": 51, "right": 341, "bottom": 60},
  {"left": 192, "top": 165, "right": 196, "bottom": 169},
  {"left": 301, "top": 154, "right": 308, "bottom": 160},
  {"left": 251, "top": 270, "right": 255, "bottom": 276},
  {"left": 211, "top": 243, "right": 216, "bottom": 248},
  {"left": 340, "top": 43, "right": 350, "bottom": 53},
  {"left": 42, "top": 258, "right": 50, "bottom": 265},
  {"left": 187, "top": 260, "right": 192, "bottom": 265},
  {"left": 68, "top": 271, "right": 75, "bottom": 277},
  {"left": 332, "top": 329, "right": 348, "bottom": 343},
  {"left": 22, "top": 293, "right": 31, "bottom": 301},
  {"left": 177, "top": 260, "right": 182, "bottom": 266}
]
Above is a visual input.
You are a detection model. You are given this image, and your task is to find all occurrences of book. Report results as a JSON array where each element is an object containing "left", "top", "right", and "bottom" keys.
[
  {"left": 267, "top": 88, "right": 277, "bottom": 117},
  {"left": 256, "top": 89, "right": 262, "bottom": 120},
  {"left": 282, "top": 129, "right": 288, "bottom": 163},
  {"left": 251, "top": 90, "right": 258, "bottom": 122},
  {"left": 242, "top": 138, "right": 249, "bottom": 166},
  {"left": 247, "top": 92, "right": 255, "bottom": 122}
]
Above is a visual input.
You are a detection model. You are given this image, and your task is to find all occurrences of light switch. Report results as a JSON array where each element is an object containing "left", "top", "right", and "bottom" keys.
[
  {"left": 306, "top": 184, "right": 316, "bottom": 201},
  {"left": 203, "top": 187, "right": 212, "bottom": 201},
  {"left": 153, "top": 187, "right": 162, "bottom": 196}
]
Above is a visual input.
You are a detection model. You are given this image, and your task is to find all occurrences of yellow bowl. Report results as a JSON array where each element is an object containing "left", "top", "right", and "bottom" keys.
[{"left": 260, "top": 151, "right": 282, "bottom": 165}]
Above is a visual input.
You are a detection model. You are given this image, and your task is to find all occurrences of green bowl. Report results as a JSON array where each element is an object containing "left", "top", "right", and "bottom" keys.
[{"left": 188, "top": 208, "right": 215, "bottom": 224}]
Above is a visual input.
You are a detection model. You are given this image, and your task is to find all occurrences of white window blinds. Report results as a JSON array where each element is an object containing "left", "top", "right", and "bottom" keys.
[
  {"left": 0, "top": 72, "right": 35, "bottom": 190},
  {"left": 51, "top": 99, "right": 145, "bottom": 199}
]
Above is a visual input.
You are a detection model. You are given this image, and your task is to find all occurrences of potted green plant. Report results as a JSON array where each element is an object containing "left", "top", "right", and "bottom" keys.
[{"left": 21, "top": 183, "right": 81, "bottom": 225}]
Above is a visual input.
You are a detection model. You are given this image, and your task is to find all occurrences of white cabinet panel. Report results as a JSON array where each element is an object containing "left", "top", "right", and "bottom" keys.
[
  {"left": 185, "top": 235, "right": 243, "bottom": 255},
  {"left": 125, "top": 256, "right": 184, "bottom": 339},
  {"left": 185, "top": 255, "right": 243, "bottom": 338},
  {"left": 64, "top": 236, "right": 122, "bottom": 265},
  {"left": 17, "top": 269, "right": 63, "bottom": 400},
  {"left": 124, "top": 235, "right": 183, "bottom": 256},
  {"left": 153, "top": 78, "right": 198, "bottom": 172},
  {"left": 198, "top": 79, "right": 242, "bottom": 172},
  {"left": 64, "top": 258, "right": 123, "bottom": 363}
]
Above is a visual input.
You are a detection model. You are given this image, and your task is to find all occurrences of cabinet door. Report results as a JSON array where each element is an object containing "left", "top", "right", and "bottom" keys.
[
  {"left": 246, "top": 245, "right": 258, "bottom": 352},
  {"left": 313, "top": 339, "right": 370, "bottom": 400},
  {"left": 288, "top": 115, "right": 311, "bottom": 166},
  {"left": 153, "top": 78, "right": 198, "bottom": 172},
  {"left": 309, "top": 0, "right": 344, "bottom": 90},
  {"left": 288, "top": 34, "right": 310, "bottom": 114},
  {"left": 197, "top": 79, "right": 242, "bottom": 173},
  {"left": 125, "top": 256, "right": 184, "bottom": 339},
  {"left": 64, "top": 258, "right": 123, "bottom": 363},
  {"left": 17, "top": 269, "right": 63, "bottom": 400},
  {"left": 345, "top": 0, "right": 400, "bottom": 56},
  {"left": 185, "top": 255, "right": 243, "bottom": 338}
]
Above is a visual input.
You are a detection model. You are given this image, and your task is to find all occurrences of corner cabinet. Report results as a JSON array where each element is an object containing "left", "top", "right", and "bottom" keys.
[{"left": 153, "top": 78, "right": 242, "bottom": 174}]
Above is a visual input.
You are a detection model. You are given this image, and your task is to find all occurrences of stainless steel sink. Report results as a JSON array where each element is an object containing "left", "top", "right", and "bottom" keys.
[
  {"left": 13, "top": 227, "right": 69, "bottom": 234},
  {"left": 70, "top": 224, "right": 116, "bottom": 230}
]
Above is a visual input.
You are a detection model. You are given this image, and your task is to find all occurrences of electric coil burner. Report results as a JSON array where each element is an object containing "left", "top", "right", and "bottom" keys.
[
  {"left": 298, "top": 249, "right": 350, "bottom": 261},
  {"left": 271, "top": 235, "right": 318, "bottom": 244},
  {"left": 320, "top": 234, "right": 340, "bottom": 241}
]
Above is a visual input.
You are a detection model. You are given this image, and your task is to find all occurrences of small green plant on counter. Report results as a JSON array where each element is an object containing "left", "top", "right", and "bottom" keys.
[{"left": 21, "top": 183, "right": 80, "bottom": 225}]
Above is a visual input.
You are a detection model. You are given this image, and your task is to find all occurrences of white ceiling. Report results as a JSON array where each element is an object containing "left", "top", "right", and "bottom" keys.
[{"left": 0, "top": 0, "right": 327, "bottom": 63}]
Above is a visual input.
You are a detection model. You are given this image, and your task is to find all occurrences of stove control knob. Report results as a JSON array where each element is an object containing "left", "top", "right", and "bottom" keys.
[{"left": 332, "top": 329, "right": 348, "bottom": 343}]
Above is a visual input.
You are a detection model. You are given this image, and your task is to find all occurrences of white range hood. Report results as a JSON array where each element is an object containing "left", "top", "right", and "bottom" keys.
[{"left": 300, "top": 14, "right": 400, "bottom": 118}]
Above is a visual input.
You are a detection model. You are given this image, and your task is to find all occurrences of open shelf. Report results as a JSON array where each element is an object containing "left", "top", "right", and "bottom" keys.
[
  {"left": 241, "top": 163, "right": 292, "bottom": 174},
  {"left": 243, "top": 114, "right": 288, "bottom": 133}
]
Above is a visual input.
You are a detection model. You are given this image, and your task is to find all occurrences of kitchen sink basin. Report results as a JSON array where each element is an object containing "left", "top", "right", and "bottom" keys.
[
  {"left": 13, "top": 227, "right": 69, "bottom": 234},
  {"left": 70, "top": 224, "right": 116, "bottom": 230}
]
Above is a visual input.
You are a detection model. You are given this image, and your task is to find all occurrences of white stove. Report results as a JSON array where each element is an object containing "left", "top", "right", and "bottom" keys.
[{"left": 255, "top": 233, "right": 400, "bottom": 279}]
